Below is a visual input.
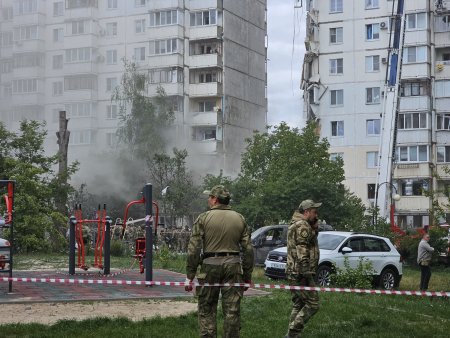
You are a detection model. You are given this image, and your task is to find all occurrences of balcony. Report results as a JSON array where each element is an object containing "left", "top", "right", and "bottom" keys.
[
  {"left": 188, "top": 111, "right": 218, "bottom": 125},
  {"left": 12, "top": 12, "right": 46, "bottom": 26},
  {"left": 148, "top": 0, "right": 184, "bottom": 10},
  {"left": 437, "top": 164, "right": 450, "bottom": 178},
  {"left": 402, "top": 63, "right": 430, "bottom": 79},
  {"left": 435, "top": 31, "right": 450, "bottom": 47},
  {"left": 146, "top": 25, "right": 184, "bottom": 40},
  {"left": 189, "top": 0, "right": 222, "bottom": 9},
  {"left": 190, "top": 26, "right": 222, "bottom": 40},
  {"left": 393, "top": 162, "right": 430, "bottom": 177},
  {"left": 436, "top": 130, "right": 450, "bottom": 145},
  {"left": 403, "top": 30, "right": 428, "bottom": 45},
  {"left": 12, "top": 66, "right": 45, "bottom": 79},
  {"left": 189, "top": 82, "right": 222, "bottom": 97},
  {"left": 399, "top": 96, "right": 430, "bottom": 111},
  {"left": 435, "top": 61, "right": 450, "bottom": 80},
  {"left": 13, "top": 39, "right": 46, "bottom": 53},
  {"left": 63, "top": 62, "right": 98, "bottom": 76},
  {"left": 148, "top": 83, "right": 183, "bottom": 97},
  {"left": 395, "top": 196, "right": 429, "bottom": 212},
  {"left": 190, "top": 139, "right": 217, "bottom": 153},
  {"left": 63, "top": 6, "right": 98, "bottom": 19},
  {"left": 189, "top": 54, "right": 222, "bottom": 69},
  {"left": 64, "top": 34, "right": 98, "bottom": 48},
  {"left": 435, "top": 97, "right": 450, "bottom": 110},
  {"left": 396, "top": 130, "right": 430, "bottom": 144},
  {"left": 12, "top": 92, "right": 45, "bottom": 106},
  {"left": 147, "top": 54, "right": 183, "bottom": 68},
  {"left": 63, "top": 89, "right": 98, "bottom": 102}
]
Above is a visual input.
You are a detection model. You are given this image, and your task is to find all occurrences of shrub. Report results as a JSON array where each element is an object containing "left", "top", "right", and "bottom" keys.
[
  {"left": 331, "top": 257, "right": 375, "bottom": 289},
  {"left": 110, "top": 240, "right": 127, "bottom": 257}
]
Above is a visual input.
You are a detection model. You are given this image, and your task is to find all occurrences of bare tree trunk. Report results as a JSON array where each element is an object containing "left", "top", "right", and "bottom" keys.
[{"left": 56, "top": 111, "right": 70, "bottom": 215}]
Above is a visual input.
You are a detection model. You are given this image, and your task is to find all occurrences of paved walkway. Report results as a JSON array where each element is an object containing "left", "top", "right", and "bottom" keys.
[{"left": 0, "top": 269, "right": 268, "bottom": 303}]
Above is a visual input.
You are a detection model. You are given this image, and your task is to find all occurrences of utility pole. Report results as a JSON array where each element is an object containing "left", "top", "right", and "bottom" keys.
[{"left": 56, "top": 110, "right": 70, "bottom": 215}]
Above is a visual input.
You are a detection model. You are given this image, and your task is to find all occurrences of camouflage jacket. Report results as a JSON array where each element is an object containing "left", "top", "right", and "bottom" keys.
[
  {"left": 285, "top": 211, "right": 320, "bottom": 280},
  {"left": 186, "top": 204, "right": 254, "bottom": 281}
]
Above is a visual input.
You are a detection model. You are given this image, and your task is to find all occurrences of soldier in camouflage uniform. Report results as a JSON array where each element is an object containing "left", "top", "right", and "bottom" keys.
[
  {"left": 285, "top": 199, "right": 321, "bottom": 338},
  {"left": 185, "top": 185, "right": 254, "bottom": 338}
]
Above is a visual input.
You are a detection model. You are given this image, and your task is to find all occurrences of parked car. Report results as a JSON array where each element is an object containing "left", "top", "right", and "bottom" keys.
[
  {"left": 264, "top": 231, "right": 403, "bottom": 290},
  {"left": 251, "top": 225, "right": 288, "bottom": 266},
  {"left": 0, "top": 237, "right": 11, "bottom": 270}
]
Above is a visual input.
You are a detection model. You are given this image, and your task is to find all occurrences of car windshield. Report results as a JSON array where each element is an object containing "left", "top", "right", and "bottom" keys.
[
  {"left": 251, "top": 227, "right": 267, "bottom": 240},
  {"left": 318, "top": 233, "right": 346, "bottom": 250}
]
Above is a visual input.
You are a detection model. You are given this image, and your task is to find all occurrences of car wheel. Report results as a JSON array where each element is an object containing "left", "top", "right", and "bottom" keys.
[
  {"left": 316, "top": 265, "right": 332, "bottom": 287},
  {"left": 379, "top": 268, "right": 397, "bottom": 290}
]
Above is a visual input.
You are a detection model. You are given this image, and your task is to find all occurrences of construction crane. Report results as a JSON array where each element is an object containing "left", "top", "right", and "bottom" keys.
[{"left": 376, "top": 0, "right": 405, "bottom": 224}]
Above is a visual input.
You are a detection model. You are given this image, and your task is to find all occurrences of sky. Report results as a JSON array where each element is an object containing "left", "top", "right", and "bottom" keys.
[{"left": 266, "top": 0, "right": 307, "bottom": 129}]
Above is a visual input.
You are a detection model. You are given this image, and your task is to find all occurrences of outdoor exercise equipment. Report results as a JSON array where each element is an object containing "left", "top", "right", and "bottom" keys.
[
  {"left": 0, "top": 179, "right": 15, "bottom": 292},
  {"left": 68, "top": 204, "right": 112, "bottom": 275}
]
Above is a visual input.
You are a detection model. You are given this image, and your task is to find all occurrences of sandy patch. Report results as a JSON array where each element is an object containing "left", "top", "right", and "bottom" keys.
[{"left": 0, "top": 300, "right": 197, "bottom": 325}]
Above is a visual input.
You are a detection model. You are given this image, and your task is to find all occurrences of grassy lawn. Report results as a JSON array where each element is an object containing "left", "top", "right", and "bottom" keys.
[{"left": 2, "top": 254, "right": 449, "bottom": 337}]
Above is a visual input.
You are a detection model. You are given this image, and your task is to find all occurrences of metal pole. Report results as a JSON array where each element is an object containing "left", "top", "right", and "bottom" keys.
[
  {"left": 143, "top": 184, "right": 153, "bottom": 282},
  {"left": 104, "top": 216, "right": 111, "bottom": 275},
  {"left": 69, "top": 216, "right": 76, "bottom": 275}
]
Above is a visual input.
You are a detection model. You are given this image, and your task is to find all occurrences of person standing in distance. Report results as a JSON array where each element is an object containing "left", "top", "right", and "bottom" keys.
[
  {"left": 185, "top": 185, "right": 254, "bottom": 338},
  {"left": 417, "top": 233, "right": 434, "bottom": 291},
  {"left": 285, "top": 199, "right": 321, "bottom": 338}
]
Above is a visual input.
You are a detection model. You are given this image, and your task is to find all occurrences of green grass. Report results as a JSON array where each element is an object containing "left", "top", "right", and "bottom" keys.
[{"left": 3, "top": 255, "right": 450, "bottom": 337}]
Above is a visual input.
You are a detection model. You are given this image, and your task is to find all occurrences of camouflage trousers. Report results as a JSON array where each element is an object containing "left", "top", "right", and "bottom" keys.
[
  {"left": 196, "top": 260, "right": 244, "bottom": 338},
  {"left": 287, "top": 278, "right": 320, "bottom": 338}
]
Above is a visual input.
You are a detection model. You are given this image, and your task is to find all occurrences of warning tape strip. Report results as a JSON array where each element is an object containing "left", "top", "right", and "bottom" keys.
[{"left": 1, "top": 277, "right": 449, "bottom": 297}]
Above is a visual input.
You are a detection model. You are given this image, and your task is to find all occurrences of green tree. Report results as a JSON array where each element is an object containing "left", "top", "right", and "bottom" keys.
[
  {"left": 228, "top": 122, "right": 366, "bottom": 228},
  {"left": 0, "top": 121, "right": 78, "bottom": 252}
]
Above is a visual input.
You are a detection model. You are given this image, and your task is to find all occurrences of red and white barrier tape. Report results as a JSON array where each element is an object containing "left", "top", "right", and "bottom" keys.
[{"left": 1, "top": 277, "right": 449, "bottom": 297}]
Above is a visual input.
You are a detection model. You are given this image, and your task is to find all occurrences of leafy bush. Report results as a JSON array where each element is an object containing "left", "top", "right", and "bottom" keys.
[
  {"left": 155, "top": 244, "right": 177, "bottom": 268},
  {"left": 110, "top": 240, "right": 127, "bottom": 257},
  {"left": 331, "top": 257, "right": 375, "bottom": 289}
]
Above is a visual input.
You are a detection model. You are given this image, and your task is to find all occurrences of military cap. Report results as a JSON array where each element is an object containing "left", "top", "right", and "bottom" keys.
[
  {"left": 299, "top": 199, "right": 322, "bottom": 211},
  {"left": 206, "top": 185, "right": 231, "bottom": 199}
]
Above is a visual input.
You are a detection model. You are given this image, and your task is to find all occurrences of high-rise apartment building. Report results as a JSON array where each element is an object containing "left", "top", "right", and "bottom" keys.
[
  {"left": 301, "top": 0, "right": 450, "bottom": 229},
  {"left": 0, "top": 0, "right": 267, "bottom": 181}
]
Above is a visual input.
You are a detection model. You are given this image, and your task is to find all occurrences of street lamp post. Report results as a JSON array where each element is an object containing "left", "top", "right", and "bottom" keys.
[{"left": 374, "top": 181, "right": 401, "bottom": 226}]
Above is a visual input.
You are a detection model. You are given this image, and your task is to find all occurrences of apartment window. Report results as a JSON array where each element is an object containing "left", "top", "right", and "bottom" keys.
[
  {"left": 406, "top": 13, "right": 426, "bottom": 30},
  {"left": 69, "top": 130, "right": 91, "bottom": 145},
  {"left": 106, "top": 77, "right": 117, "bottom": 92},
  {"left": 365, "top": 55, "right": 380, "bottom": 72},
  {"left": 365, "top": 0, "right": 379, "bottom": 9},
  {"left": 366, "top": 119, "right": 380, "bottom": 135},
  {"left": 436, "top": 80, "right": 450, "bottom": 97},
  {"left": 149, "top": 68, "right": 183, "bottom": 84},
  {"left": 134, "top": 47, "right": 146, "bottom": 62},
  {"left": 0, "top": 32, "right": 13, "bottom": 46},
  {"left": 437, "top": 146, "right": 450, "bottom": 163},
  {"left": 192, "top": 127, "right": 216, "bottom": 141},
  {"left": 330, "top": 153, "right": 343, "bottom": 161},
  {"left": 64, "top": 75, "right": 96, "bottom": 90},
  {"left": 71, "top": 20, "right": 87, "bottom": 35},
  {"left": 135, "top": 0, "right": 145, "bottom": 7},
  {"left": 331, "top": 121, "right": 344, "bottom": 136},
  {"left": 149, "top": 10, "right": 178, "bottom": 26},
  {"left": 198, "top": 101, "right": 215, "bottom": 112},
  {"left": 398, "top": 179, "right": 429, "bottom": 196},
  {"left": 66, "top": 0, "right": 98, "bottom": 9},
  {"left": 106, "top": 50, "right": 117, "bottom": 64},
  {"left": 367, "top": 152, "right": 379, "bottom": 168},
  {"left": 12, "top": 79, "right": 38, "bottom": 93},
  {"left": 106, "top": 132, "right": 117, "bottom": 146},
  {"left": 65, "top": 102, "right": 92, "bottom": 117},
  {"left": 330, "top": 89, "right": 344, "bottom": 106},
  {"left": 13, "top": 53, "right": 43, "bottom": 68},
  {"left": 106, "top": 105, "right": 118, "bottom": 119},
  {"left": 149, "top": 39, "right": 179, "bottom": 55},
  {"left": 0, "top": 60, "right": 13, "bottom": 73},
  {"left": 190, "top": 9, "right": 217, "bottom": 26},
  {"left": 190, "top": 40, "right": 221, "bottom": 55},
  {"left": 329, "top": 0, "right": 343, "bottom": 13},
  {"left": 366, "top": 87, "right": 380, "bottom": 104},
  {"left": 53, "top": 2, "right": 64, "bottom": 16},
  {"left": 366, "top": 23, "right": 380, "bottom": 40},
  {"left": 2, "top": 7, "right": 13, "bottom": 20},
  {"left": 52, "top": 81, "right": 63, "bottom": 96},
  {"left": 367, "top": 184, "right": 376, "bottom": 199},
  {"left": 53, "top": 28, "right": 64, "bottom": 42},
  {"left": 65, "top": 48, "right": 91, "bottom": 63},
  {"left": 436, "top": 114, "right": 450, "bottom": 130},
  {"left": 330, "top": 27, "right": 343, "bottom": 44},
  {"left": 13, "top": 25, "right": 38, "bottom": 41},
  {"left": 398, "top": 113, "right": 427, "bottom": 129},
  {"left": 106, "top": 22, "right": 117, "bottom": 37},
  {"left": 52, "top": 55, "right": 63, "bottom": 69},
  {"left": 401, "top": 81, "right": 427, "bottom": 96},
  {"left": 3, "top": 83, "right": 12, "bottom": 97},
  {"left": 396, "top": 145, "right": 428, "bottom": 162},
  {"left": 435, "top": 15, "right": 450, "bottom": 32},
  {"left": 135, "top": 19, "right": 146, "bottom": 33},
  {"left": 329, "top": 58, "right": 343, "bottom": 74},
  {"left": 403, "top": 46, "right": 427, "bottom": 63},
  {"left": 107, "top": 0, "right": 117, "bottom": 9},
  {"left": 14, "top": 0, "right": 37, "bottom": 16}
]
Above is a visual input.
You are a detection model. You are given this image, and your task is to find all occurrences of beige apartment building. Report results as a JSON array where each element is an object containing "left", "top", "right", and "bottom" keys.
[
  {"left": 0, "top": 0, "right": 267, "bottom": 182},
  {"left": 301, "top": 0, "right": 450, "bottom": 229}
]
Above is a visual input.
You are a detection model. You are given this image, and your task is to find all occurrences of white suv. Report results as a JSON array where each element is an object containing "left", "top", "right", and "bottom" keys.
[{"left": 264, "top": 231, "right": 403, "bottom": 290}]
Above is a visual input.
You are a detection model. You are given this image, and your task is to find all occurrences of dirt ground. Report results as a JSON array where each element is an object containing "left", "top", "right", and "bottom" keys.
[{"left": 1, "top": 299, "right": 197, "bottom": 325}]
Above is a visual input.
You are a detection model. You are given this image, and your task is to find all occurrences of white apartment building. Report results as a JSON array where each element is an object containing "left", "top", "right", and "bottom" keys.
[
  {"left": 301, "top": 0, "right": 450, "bottom": 229},
  {"left": 0, "top": 0, "right": 267, "bottom": 182}
]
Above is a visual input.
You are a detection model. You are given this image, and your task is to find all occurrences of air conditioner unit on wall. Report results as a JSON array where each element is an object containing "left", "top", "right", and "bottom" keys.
[
  {"left": 380, "top": 21, "right": 388, "bottom": 29},
  {"left": 382, "top": 57, "right": 387, "bottom": 64}
]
